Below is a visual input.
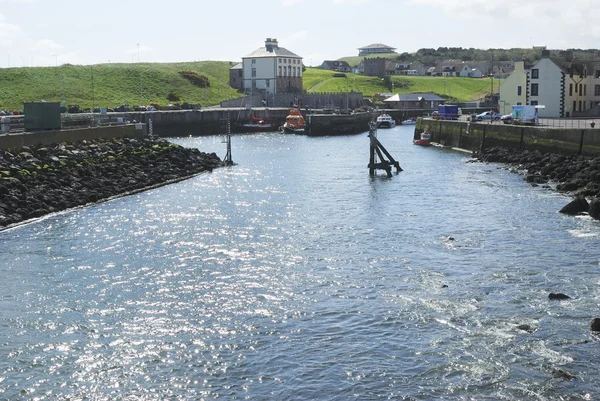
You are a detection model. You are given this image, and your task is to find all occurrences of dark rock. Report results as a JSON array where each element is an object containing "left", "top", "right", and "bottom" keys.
[
  {"left": 589, "top": 198, "right": 600, "bottom": 220},
  {"left": 559, "top": 197, "right": 589, "bottom": 215},
  {"left": 552, "top": 369, "right": 576, "bottom": 380},
  {"left": 516, "top": 324, "right": 536, "bottom": 333},
  {"left": 591, "top": 318, "right": 600, "bottom": 332},
  {"left": 548, "top": 293, "right": 571, "bottom": 300}
]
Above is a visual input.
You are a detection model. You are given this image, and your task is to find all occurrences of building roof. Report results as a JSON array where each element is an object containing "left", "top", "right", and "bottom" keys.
[
  {"left": 322, "top": 60, "right": 351, "bottom": 68},
  {"left": 244, "top": 46, "right": 301, "bottom": 59},
  {"left": 384, "top": 93, "right": 445, "bottom": 102},
  {"left": 358, "top": 43, "right": 396, "bottom": 51},
  {"left": 230, "top": 62, "right": 243, "bottom": 70}
]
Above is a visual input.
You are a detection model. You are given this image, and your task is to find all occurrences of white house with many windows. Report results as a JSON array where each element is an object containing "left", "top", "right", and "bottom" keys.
[
  {"left": 500, "top": 51, "right": 600, "bottom": 117},
  {"left": 240, "top": 38, "right": 303, "bottom": 96}
]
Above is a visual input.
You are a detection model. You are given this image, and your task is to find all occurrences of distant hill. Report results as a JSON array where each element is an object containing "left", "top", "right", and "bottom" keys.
[
  {"left": 0, "top": 61, "right": 240, "bottom": 110},
  {"left": 338, "top": 47, "right": 600, "bottom": 68},
  {"left": 302, "top": 68, "right": 497, "bottom": 103}
]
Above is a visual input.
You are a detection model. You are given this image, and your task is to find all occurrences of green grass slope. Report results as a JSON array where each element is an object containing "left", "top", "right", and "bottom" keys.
[
  {"left": 302, "top": 68, "right": 500, "bottom": 102},
  {"left": 0, "top": 61, "right": 240, "bottom": 110}
]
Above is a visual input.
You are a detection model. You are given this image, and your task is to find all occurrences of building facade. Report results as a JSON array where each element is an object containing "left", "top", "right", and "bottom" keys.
[
  {"left": 499, "top": 61, "right": 528, "bottom": 114},
  {"left": 234, "top": 38, "right": 303, "bottom": 96},
  {"left": 357, "top": 43, "right": 396, "bottom": 56}
]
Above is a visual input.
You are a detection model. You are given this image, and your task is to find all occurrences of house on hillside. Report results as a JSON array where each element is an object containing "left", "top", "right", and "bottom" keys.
[
  {"left": 499, "top": 50, "right": 600, "bottom": 117},
  {"left": 229, "top": 37, "right": 303, "bottom": 96},
  {"left": 358, "top": 43, "right": 396, "bottom": 56},
  {"left": 384, "top": 93, "right": 445, "bottom": 109},
  {"left": 229, "top": 63, "right": 244, "bottom": 92},
  {"left": 321, "top": 60, "right": 351, "bottom": 72},
  {"left": 363, "top": 57, "right": 397, "bottom": 77}
]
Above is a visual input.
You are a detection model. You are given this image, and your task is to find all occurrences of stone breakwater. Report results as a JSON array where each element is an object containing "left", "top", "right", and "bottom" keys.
[
  {"left": 473, "top": 146, "right": 600, "bottom": 220},
  {"left": 0, "top": 136, "right": 223, "bottom": 228}
]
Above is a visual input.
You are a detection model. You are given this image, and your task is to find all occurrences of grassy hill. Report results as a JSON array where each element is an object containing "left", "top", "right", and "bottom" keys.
[
  {"left": 0, "top": 61, "right": 241, "bottom": 110},
  {"left": 302, "top": 68, "right": 499, "bottom": 103},
  {"left": 0, "top": 62, "right": 497, "bottom": 110}
]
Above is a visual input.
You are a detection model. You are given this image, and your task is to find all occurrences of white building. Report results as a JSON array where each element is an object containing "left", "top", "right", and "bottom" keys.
[{"left": 241, "top": 38, "right": 303, "bottom": 96}]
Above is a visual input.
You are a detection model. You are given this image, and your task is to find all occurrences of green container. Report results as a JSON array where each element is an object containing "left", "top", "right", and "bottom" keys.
[{"left": 24, "top": 102, "right": 62, "bottom": 131}]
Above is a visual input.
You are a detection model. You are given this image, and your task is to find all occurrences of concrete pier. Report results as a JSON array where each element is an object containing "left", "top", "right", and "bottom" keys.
[{"left": 415, "top": 118, "right": 600, "bottom": 156}]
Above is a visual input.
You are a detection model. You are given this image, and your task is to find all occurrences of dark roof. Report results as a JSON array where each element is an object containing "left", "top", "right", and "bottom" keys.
[
  {"left": 230, "top": 62, "right": 242, "bottom": 70},
  {"left": 322, "top": 60, "right": 351, "bottom": 68},
  {"left": 244, "top": 46, "right": 301, "bottom": 58}
]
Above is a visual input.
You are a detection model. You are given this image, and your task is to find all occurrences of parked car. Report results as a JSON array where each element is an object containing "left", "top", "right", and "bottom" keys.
[
  {"left": 500, "top": 114, "right": 513, "bottom": 124},
  {"left": 475, "top": 111, "right": 502, "bottom": 121}
]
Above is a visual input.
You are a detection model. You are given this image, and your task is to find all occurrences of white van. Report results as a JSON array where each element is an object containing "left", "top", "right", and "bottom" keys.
[{"left": 407, "top": 70, "right": 419, "bottom": 76}]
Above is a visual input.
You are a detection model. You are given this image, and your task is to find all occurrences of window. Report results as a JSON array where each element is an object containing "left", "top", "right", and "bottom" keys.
[
  {"left": 278, "top": 58, "right": 282, "bottom": 63},
  {"left": 531, "top": 83, "right": 538, "bottom": 96},
  {"left": 596, "top": 70, "right": 600, "bottom": 79},
  {"left": 595, "top": 85, "right": 600, "bottom": 96},
  {"left": 266, "top": 79, "right": 270, "bottom": 88},
  {"left": 517, "top": 86, "right": 522, "bottom": 96},
  {"left": 573, "top": 100, "right": 576, "bottom": 111},
  {"left": 531, "top": 69, "right": 539, "bottom": 79},
  {"left": 579, "top": 100, "right": 583, "bottom": 111},
  {"left": 570, "top": 84, "right": 573, "bottom": 96},
  {"left": 517, "top": 102, "right": 522, "bottom": 105},
  {"left": 252, "top": 59, "right": 256, "bottom": 64},
  {"left": 283, "top": 66, "right": 287, "bottom": 76},
  {"left": 252, "top": 68, "right": 256, "bottom": 77},
  {"left": 278, "top": 66, "right": 282, "bottom": 76},
  {"left": 531, "top": 101, "right": 538, "bottom": 106}
]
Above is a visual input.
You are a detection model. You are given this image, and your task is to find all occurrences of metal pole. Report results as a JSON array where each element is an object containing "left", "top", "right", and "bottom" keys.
[{"left": 140, "top": 70, "right": 142, "bottom": 106}]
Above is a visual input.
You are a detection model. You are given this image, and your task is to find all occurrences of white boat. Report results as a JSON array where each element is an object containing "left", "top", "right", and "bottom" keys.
[
  {"left": 401, "top": 117, "right": 416, "bottom": 125},
  {"left": 376, "top": 114, "right": 396, "bottom": 128}
]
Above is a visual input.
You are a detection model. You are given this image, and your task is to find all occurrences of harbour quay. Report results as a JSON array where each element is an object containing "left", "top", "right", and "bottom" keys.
[{"left": 415, "top": 118, "right": 600, "bottom": 156}]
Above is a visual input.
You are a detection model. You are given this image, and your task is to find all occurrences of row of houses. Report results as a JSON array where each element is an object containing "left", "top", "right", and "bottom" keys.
[
  {"left": 320, "top": 57, "right": 514, "bottom": 78},
  {"left": 499, "top": 50, "right": 600, "bottom": 117}
]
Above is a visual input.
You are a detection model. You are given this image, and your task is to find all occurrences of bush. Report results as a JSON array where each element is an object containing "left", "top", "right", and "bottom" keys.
[
  {"left": 179, "top": 71, "right": 210, "bottom": 88},
  {"left": 167, "top": 92, "right": 181, "bottom": 102}
]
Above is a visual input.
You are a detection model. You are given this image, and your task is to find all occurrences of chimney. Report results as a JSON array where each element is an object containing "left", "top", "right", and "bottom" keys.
[{"left": 265, "top": 38, "right": 278, "bottom": 52}]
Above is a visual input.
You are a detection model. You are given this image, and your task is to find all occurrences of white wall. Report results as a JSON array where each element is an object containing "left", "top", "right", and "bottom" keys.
[
  {"left": 243, "top": 57, "right": 277, "bottom": 94},
  {"left": 530, "top": 58, "right": 563, "bottom": 117},
  {"left": 499, "top": 61, "right": 527, "bottom": 114}
]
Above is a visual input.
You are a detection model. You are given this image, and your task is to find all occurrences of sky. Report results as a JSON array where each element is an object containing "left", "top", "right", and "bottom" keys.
[{"left": 0, "top": 0, "right": 598, "bottom": 68}]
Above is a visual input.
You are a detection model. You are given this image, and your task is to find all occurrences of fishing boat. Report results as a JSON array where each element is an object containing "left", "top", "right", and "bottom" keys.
[
  {"left": 413, "top": 130, "right": 431, "bottom": 146},
  {"left": 240, "top": 115, "right": 275, "bottom": 132},
  {"left": 401, "top": 117, "right": 416, "bottom": 125},
  {"left": 281, "top": 108, "right": 305, "bottom": 134},
  {"left": 376, "top": 114, "right": 396, "bottom": 128}
]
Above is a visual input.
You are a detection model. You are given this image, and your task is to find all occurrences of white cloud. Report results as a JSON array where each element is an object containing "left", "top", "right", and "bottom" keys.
[
  {"left": 0, "top": 13, "right": 22, "bottom": 46},
  {"left": 332, "top": 0, "right": 371, "bottom": 4},
  {"left": 32, "top": 38, "right": 62, "bottom": 52},
  {"left": 283, "top": 31, "right": 308, "bottom": 43}
]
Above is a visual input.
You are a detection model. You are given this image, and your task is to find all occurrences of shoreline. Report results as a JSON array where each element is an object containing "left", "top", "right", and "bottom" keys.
[
  {"left": 473, "top": 146, "right": 600, "bottom": 219},
  {"left": 0, "top": 136, "right": 224, "bottom": 229}
]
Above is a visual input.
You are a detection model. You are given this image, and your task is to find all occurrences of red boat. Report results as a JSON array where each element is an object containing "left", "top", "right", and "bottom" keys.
[
  {"left": 240, "top": 115, "right": 275, "bottom": 132},
  {"left": 413, "top": 130, "right": 431, "bottom": 146}
]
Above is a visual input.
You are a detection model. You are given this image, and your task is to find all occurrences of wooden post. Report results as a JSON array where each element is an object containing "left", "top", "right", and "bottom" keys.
[
  {"left": 458, "top": 123, "right": 463, "bottom": 148},
  {"left": 579, "top": 130, "right": 585, "bottom": 156},
  {"left": 519, "top": 127, "right": 525, "bottom": 149},
  {"left": 480, "top": 124, "right": 487, "bottom": 152},
  {"left": 368, "top": 122, "right": 402, "bottom": 177}
]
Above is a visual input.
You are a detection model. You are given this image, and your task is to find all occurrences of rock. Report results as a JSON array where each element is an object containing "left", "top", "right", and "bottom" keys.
[
  {"left": 589, "top": 198, "right": 600, "bottom": 220},
  {"left": 590, "top": 318, "right": 600, "bottom": 332},
  {"left": 559, "top": 197, "right": 589, "bottom": 215},
  {"left": 548, "top": 293, "right": 571, "bottom": 300},
  {"left": 552, "top": 369, "right": 576, "bottom": 380},
  {"left": 516, "top": 324, "right": 536, "bottom": 333}
]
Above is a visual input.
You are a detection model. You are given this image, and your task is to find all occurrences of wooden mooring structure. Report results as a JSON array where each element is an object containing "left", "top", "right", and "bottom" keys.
[{"left": 368, "top": 123, "right": 402, "bottom": 177}]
